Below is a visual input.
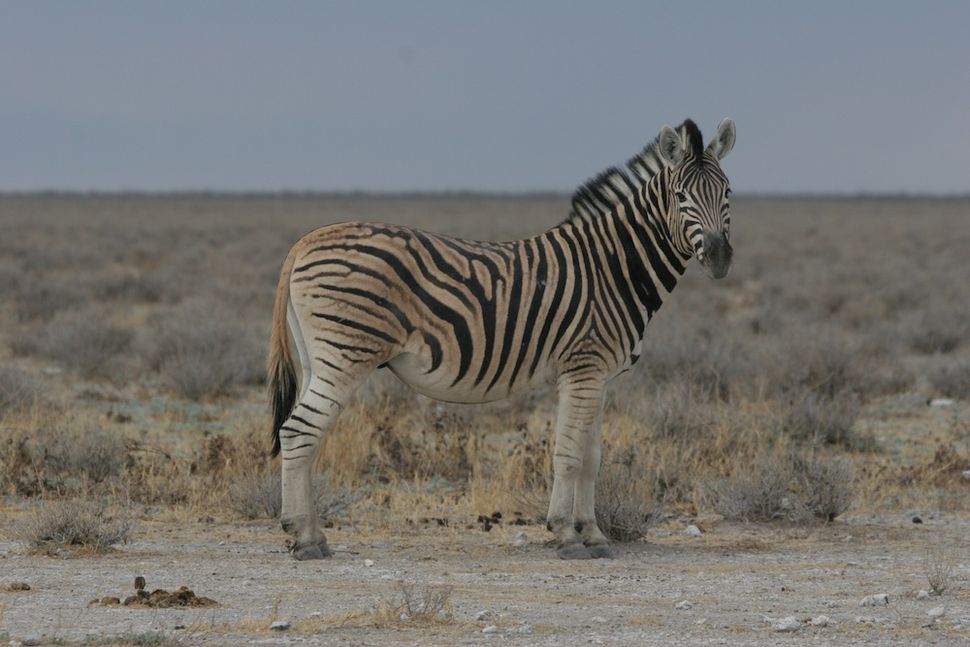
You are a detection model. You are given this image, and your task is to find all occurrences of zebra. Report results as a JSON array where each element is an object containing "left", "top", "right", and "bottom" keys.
[{"left": 268, "top": 117, "right": 736, "bottom": 560}]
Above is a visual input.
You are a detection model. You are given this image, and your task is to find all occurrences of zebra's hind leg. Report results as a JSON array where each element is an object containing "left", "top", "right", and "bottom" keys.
[
  {"left": 547, "top": 377, "right": 605, "bottom": 560},
  {"left": 279, "top": 369, "right": 367, "bottom": 560},
  {"left": 573, "top": 404, "right": 612, "bottom": 559}
]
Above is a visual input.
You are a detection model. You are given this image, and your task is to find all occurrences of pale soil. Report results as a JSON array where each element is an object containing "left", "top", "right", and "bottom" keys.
[{"left": 2, "top": 509, "right": 969, "bottom": 646}]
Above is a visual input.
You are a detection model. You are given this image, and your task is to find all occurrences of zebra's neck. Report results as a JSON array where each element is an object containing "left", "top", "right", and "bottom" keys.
[{"left": 553, "top": 167, "right": 690, "bottom": 323}]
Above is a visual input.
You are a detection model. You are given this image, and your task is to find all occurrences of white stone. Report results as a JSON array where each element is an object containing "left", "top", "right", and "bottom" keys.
[
  {"left": 928, "top": 606, "right": 945, "bottom": 618},
  {"left": 269, "top": 620, "right": 290, "bottom": 631},
  {"left": 685, "top": 524, "right": 703, "bottom": 537},
  {"left": 930, "top": 398, "right": 954, "bottom": 407},
  {"left": 962, "top": 470, "right": 970, "bottom": 481},
  {"left": 482, "top": 625, "right": 498, "bottom": 634},
  {"left": 809, "top": 615, "right": 831, "bottom": 627},
  {"left": 771, "top": 616, "right": 802, "bottom": 632},
  {"left": 591, "top": 615, "right": 607, "bottom": 623},
  {"left": 860, "top": 593, "right": 889, "bottom": 607},
  {"left": 675, "top": 600, "right": 692, "bottom": 610},
  {"left": 509, "top": 623, "right": 534, "bottom": 634},
  {"left": 364, "top": 559, "right": 375, "bottom": 567},
  {"left": 475, "top": 610, "right": 490, "bottom": 621},
  {"left": 510, "top": 531, "right": 528, "bottom": 547},
  {"left": 916, "top": 590, "right": 930, "bottom": 600}
]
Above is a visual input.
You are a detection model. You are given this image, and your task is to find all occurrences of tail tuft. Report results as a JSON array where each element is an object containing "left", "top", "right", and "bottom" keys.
[{"left": 269, "top": 358, "right": 297, "bottom": 458}]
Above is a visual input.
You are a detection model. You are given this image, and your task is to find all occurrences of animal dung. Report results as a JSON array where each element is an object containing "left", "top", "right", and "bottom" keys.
[{"left": 89, "top": 578, "right": 218, "bottom": 608}]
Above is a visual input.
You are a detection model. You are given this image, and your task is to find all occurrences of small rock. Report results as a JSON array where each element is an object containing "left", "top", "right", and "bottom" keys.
[
  {"left": 927, "top": 606, "right": 945, "bottom": 618},
  {"left": 929, "top": 398, "right": 953, "bottom": 407},
  {"left": 509, "top": 531, "right": 528, "bottom": 547},
  {"left": 855, "top": 616, "right": 876, "bottom": 624},
  {"left": 912, "top": 516, "right": 923, "bottom": 524},
  {"left": 475, "top": 610, "right": 490, "bottom": 621},
  {"left": 685, "top": 524, "right": 703, "bottom": 537},
  {"left": 364, "top": 559, "right": 375, "bottom": 567},
  {"left": 310, "top": 611, "right": 323, "bottom": 617},
  {"left": 809, "top": 615, "right": 831, "bottom": 627},
  {"left": 860, "top": 593, "right": 889, "bottom": 607},
  {"left": 917, "top": 590, "right": 930, "bottom": 600},
  {"left": 482, "top": 624, "right": 498, "bottom": 634},
  {"left": 770, "top": 616, "right": 801, "bottom": 632},
  {"left": 269, "top": 620, "right": 290, "bottom": 631},
  {"left": 962, "top": 470, "right": 970, "bottom": 481},
  {"left": 509, "top": 623, "right": 533, "bottom": 634},
  {"left": 591, "top": 615, "right": 607, "bottom": 623},
  {"left": 22, "top": 636, "right": 42, "bottom": 647},
  {"left": 675, "top": 600, "right": 692, "bottom": 610}
]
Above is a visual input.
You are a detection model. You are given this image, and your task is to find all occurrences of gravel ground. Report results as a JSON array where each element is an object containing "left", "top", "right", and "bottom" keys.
[{"left": 2, "top": 513, "right": 969, "bottom": 646}]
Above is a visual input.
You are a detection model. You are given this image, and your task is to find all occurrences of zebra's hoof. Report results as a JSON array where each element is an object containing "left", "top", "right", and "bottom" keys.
[
  {"left": 587, "top": 542, "right": 613, "bottom": 559},
  {"left": 557, "top": 542, "right": 592, "bottom": 560},
  {"left": 291, "top": 540, "right": 332, "bottom": 561}
]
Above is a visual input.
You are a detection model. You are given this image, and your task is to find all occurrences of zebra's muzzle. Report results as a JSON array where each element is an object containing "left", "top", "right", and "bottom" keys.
[{"left": 700, "top": 232, "right": 733, "bottom": 279}]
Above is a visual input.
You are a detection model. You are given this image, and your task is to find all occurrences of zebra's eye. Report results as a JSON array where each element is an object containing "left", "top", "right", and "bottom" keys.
[{"left": 675, "top": 191, "right": 687, "bottom": 202}]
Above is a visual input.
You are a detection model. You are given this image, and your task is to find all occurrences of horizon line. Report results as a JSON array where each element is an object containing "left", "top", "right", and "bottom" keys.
[{"left": 1, "top": 189, "right": 968, "bottom": 200}]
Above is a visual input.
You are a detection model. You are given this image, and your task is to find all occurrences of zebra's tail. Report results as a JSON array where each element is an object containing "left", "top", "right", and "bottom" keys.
[{"left": 268, "top": 246, "right": 299, "bottom": 458}]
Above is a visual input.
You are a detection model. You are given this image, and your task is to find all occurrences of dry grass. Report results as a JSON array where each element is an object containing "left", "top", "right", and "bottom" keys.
[
  {"left": 367, "top": 580, "right": 455, "bottom": 627},
  {"left": 0, "top": 366, "right": 41, "bottom": 416},
  {"left": 595, "top": 447, "right": 661, "bottom": 541}
]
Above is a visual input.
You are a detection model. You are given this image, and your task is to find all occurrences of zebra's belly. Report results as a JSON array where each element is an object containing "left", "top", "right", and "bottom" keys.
[{"left": 385, "top": 352, "right": 551, "bottom": 404}]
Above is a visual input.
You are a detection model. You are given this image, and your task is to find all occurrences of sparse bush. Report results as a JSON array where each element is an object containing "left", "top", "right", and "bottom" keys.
[
  {"left": 928, "top": 359, "right": 970, "bottom": 399},
  {"left": 711, "top": 452, "right": 854, "bottom": 522},
  {"left": 925, "top": 544, "right": 953, "bottom": 596},
  {"left": 375, "top": 581, "right": 454, "bottom": 626},
  {"left": 4, "top": 426, "right": 126, "bottom": 495},
  {"left": 645, "top": 380, "right": 716, "bottom": 441},
  {"left": 595, "top": 448, "right": 661, "bottom": 541},
  {"left": 904, "top": 308, "right": 966, "bottom": 354},
  {"left": 783, "top": 393, "right": 860, "bottom": 447},
  {"left": 710, "top": 454, "right": 793, "bottom": 522},
  {"left": 17, "top": 500, "right": 132, "bottom": 554},
  {"left": 146, "top": 301, "right": 264, "bottom": 399},
  {"left": 0, "top": 366, "right": 41, "bottom": 415},
  {"left": 794, "top": 454, "right": 854, "bottom": 521},
  {"left": 12, "top": 307, "right": 133, "bottom": 377}
]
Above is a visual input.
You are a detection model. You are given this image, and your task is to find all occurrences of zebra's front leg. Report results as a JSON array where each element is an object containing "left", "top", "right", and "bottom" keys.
[
  {"left": 573, "top": 404, "right": 612, "bottom": 558},
  {"left": 547, "top": 377, "right": 605, "bottom": 560}
]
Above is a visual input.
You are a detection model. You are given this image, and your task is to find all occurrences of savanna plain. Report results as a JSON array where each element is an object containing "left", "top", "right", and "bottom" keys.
[{"left": 1, "top": 195, "right": 969, "bottom": 646}]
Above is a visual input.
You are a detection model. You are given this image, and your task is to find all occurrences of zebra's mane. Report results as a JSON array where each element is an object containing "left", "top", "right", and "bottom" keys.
[{"left": 567, "top": 119, "right": 703, "bottom": 224}]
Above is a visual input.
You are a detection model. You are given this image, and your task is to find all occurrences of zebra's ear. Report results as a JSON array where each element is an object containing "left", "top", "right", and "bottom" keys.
[
  {"left": 706, "top": 118, "right": 736, "bottom": 160},
  {"left": 657, "top": 125, "right": 685, "bottom": 166}
]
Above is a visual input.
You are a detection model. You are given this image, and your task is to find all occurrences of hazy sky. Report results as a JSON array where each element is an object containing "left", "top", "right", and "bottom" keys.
[{"left": 1, "top": 2, "right": 968, "bottom": 194}]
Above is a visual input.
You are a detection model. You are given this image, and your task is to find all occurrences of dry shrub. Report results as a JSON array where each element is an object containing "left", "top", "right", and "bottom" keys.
[
  {"left": 17, "top": 499, "right": 132, "bottom": 554},
  {"left": 228, "top": 469, "right": 356, "bottom": 521},
  {"left": 12, "top": 307, "right": 133, "bottom": 377},
  {"left": 710, "top": 453, "right": 792, "bottom": 522},
  {"left": 644, "top": 379, "right": 718, "bottom": 441},
  {"left": 3, "top": 426, "right": 126, "bottom": 495},
  {"left": 146, "top": 301, "right": 264, "bottom": 399},
  {"left": 904, "top": 308, "right": 966, "bottom": 354},
  {"left": 595, "top": 447, "right": 661, "bottom": 541},
  {"left": 373, "top": 581, "right": 454, "bottom": 627},
  {"left": 0, "top": 366, "right": 41, "bottom": 415},
  {"left": 783, "top": 393, "right": 862, "bottom": 447},
  {"left": 711, "top": 451, "right": 854, "bottom": 522},
  {"left": 771, "top": 334, "right": 864, "bottom": 399},
  {"left": 925, "top": 543, "right": 954, "bottom": 596},
  {"left": 794, "top": 454, "right": 855, "bottom": 522},
  {"left": 928, "top": 359, "right": 970, "bottom": 399}
]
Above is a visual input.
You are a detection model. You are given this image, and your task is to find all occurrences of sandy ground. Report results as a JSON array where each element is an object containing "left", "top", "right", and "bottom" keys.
[{"left": 2, "top": 511, "right": 969, "bottom": 646}]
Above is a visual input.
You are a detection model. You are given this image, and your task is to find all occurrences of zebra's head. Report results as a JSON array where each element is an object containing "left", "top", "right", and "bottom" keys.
[{"left": 657, "top": 118, "right": 736, "bottom": 279}]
